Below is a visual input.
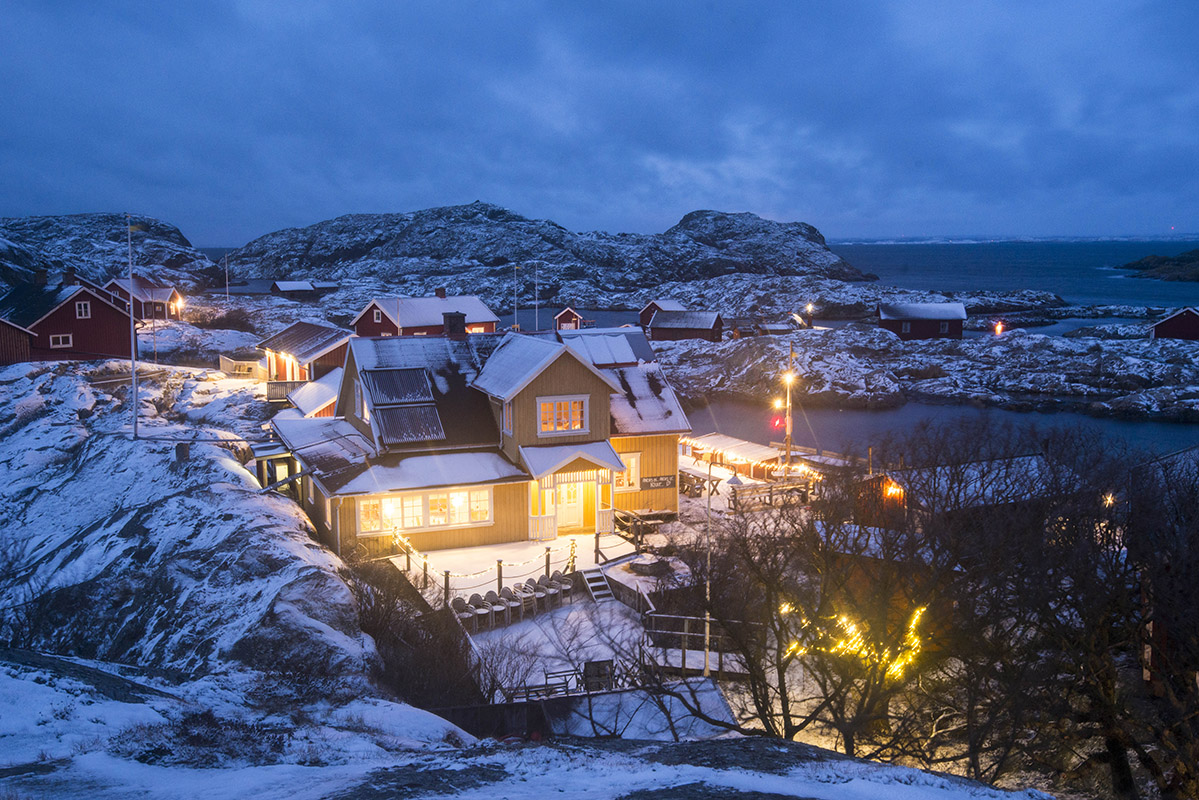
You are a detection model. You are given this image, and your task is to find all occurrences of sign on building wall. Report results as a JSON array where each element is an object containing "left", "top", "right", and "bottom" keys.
[{"left": 640, "top": 475, "right": 676, "bottom": 490}]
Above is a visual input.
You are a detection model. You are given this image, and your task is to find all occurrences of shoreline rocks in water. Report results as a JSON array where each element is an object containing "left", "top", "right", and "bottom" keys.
[{"left": 1120, "top": 249, "right": 1199, "bottom": 282}]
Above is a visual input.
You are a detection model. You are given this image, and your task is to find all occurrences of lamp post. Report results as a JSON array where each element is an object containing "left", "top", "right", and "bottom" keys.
[{"left": 781, "top": 342, "right": 796, "bottom": 472}]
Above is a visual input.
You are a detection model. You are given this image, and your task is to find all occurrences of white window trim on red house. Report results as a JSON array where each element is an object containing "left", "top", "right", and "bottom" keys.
[
  {"left": 49, "top": 333, "right": 73, "bottom": 349},
  {"left": 75, "top": 301, "right": 91, "bottom": 319}
]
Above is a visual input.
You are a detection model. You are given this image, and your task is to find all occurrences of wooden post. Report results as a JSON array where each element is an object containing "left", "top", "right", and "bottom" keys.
[
  {"left": 497, "top": 560, "right": 503, "bottom": 594},
  {"left": 545, "top": 547, "right": 551, "bottom": 577},
  {"left": 594, "top": 531, "right": 601, "bottom": 564},
  {"left": 682, "top": 617, "right": 689, "bottom": 672},
  {"left": 405, "top": 547, "right": 411, "bottom": 573},
  {"left": 422, "top": 556, "right": 429, "bottom": 589},
  {"left": 443, "top": 570, "right": 451, "bottom": 607}
]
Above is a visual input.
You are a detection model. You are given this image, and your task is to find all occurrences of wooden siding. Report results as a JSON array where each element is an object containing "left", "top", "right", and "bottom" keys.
[
  {"left": 1152, "top": 309, "right": 1199, "bottom": 341},
  {"left": 0, "top": 321, "right": 32, "bottom": 365},
  {"left": 348, "top": 480, "right": 530, "bottom": 554},
  {"left": 648, "top": 323, "right": 722, "bottom": 343},
  {"left": 879, "top": 319, "right": 963, "bottom": 341},
  {"left": 311, "top": 342, "right": 348, "bottom": 379},
  {"left": 336, "top": 347, "right": 373, "bottom": 439},
  {"left": 501, "top": 353, "right": 612, "bottom": 461},
  {"left": 30, "top": 291, "right": 131, "bottom": 360},
  {"left": 612, "top": 434, "right": 680, "bottom": 513},
  {"left": 355, "top": 304, "right": 400, "bottom": 337}
]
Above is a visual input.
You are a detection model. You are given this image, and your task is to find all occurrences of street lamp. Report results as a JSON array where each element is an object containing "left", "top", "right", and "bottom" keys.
[{"left": 781, "top": 368, "right": 795, "bottom": 473}]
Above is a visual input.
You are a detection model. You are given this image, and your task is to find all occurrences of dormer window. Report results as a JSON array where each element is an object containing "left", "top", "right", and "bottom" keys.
[{"left": 538, "top": 395, "right": 587, "bottom": 435}]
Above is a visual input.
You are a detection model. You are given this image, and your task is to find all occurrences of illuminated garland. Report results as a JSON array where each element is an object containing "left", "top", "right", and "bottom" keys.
[{"left": 781, "top": 605, "right": 927, "bottom": 681}]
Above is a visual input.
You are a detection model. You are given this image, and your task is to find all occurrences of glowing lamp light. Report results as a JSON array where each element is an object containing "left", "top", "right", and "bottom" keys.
[
  {"left": 805, "top": 303, "right": 814, "bottom": 314},
  {"left": 782, "top": 371, "right": 795, "bottom": 386},
  {"left": 884, "top": 480, "right": 905, "bottom": 499},
  {"left": 994, "top": 321, "right": 1004, "bottom": 336},
  {"left": 773, "top": 398, "right": 784, "bottom": 409},
  {"left": 1103, "top": 492, "right": 1116, "bottom": 507}
]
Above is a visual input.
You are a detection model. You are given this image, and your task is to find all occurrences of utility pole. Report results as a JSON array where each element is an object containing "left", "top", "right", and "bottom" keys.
[
  {"left": 126, "top": 214, "right": 138, "bottom": 440},
  {"left": 513, "top": 263, "right": 519, "bottom": 330},
  {"left": 784, "top": 343, "right": 794, "bottom": 470}
]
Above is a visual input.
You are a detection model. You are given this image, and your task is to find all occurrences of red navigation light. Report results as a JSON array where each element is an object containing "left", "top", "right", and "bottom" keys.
[{"left": 771, "top": 416, "right": 784, "bottom": 429}]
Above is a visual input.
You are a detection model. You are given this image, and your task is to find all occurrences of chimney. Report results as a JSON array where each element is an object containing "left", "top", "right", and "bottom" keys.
[
  {"left": 64, "top": 267, "right": 77, "bottom": 286},
  {"left": 33, "top": 269, "right": 48, "bottom": 287},
  {"left": 443, "top": 311, "right": 467, "bottom": 338},
  {"left": 434, "top": 287, "right": 447, "bottom": 299}
]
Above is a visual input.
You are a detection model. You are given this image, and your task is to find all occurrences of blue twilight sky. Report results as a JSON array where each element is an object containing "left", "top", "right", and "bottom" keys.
[{"left": 1, "top": 1, "right": 1196, "bottom": 245}]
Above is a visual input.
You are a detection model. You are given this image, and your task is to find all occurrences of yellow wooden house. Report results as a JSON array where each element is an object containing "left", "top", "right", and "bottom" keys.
[{"left": 263, "top": 329, "right": 689, "bottom": 558}]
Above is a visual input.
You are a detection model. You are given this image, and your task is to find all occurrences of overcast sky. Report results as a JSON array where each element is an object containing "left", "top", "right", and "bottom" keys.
[{"left": 2, "top": 1, "right": 1196, "bottom": 245}]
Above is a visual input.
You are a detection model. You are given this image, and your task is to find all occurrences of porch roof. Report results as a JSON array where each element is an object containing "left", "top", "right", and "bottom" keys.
[
  {"left": 519, "top": 441, "right": 625, "bottom": 479},
  {"left": 331, "top": 451, "right": 529, "bottom": 495}
]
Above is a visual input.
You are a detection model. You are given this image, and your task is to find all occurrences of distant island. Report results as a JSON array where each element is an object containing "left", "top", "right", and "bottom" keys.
[{"left": 1121, "top": 248, "right": 1199, "bottom": 281}]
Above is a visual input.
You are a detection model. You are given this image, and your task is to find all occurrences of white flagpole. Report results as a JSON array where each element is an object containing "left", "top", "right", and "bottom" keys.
[
  {"left": 535, "top": 264, "right": 539, "bottom": 331},
  {"left": 126, "top": 214, "right": 138, "bottom": 440},
  {"left": 224, "top": 254, "right": 229, "bottom": 303}
]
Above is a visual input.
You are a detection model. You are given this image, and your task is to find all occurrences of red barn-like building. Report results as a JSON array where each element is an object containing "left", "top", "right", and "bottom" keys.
[
  {"left": 103, "top": 275, "right": 183, "bottom": 320},
  {"left": 256, "top": 321, "right": 352, "bottom": 383},
  {"left": 1150, "top": 308, "right": 1199, "bottom": 341},
  {"left": 647, "top": 309, "right": 723, "bottom": 343},
  {"left": 352, "top": 290, "right": 499, "bottom": 337},
  {"left": 0, "top": 279, "right": 132, "bottom": 361},
  {"left": 554, "top": 307, "right": 583, "bottom": 330},
  {"left": 878, "top": 303, "right": 966, "bottom": 341},
  {"left": 639, "top": 298, "right": 686, "bottom": 328}
]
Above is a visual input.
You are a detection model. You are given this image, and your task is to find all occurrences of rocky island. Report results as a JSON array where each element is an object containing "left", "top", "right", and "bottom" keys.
[{"left": 1120, "top": 248, "right": 1199, "bottom": 281}]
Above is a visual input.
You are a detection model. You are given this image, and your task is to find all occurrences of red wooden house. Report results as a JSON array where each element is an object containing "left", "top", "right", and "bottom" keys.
[
  {"left": 352, "top": 289, "right": 499, "bottom": 337},
  {"left": 554, "top": 307, "right": 583, "bottom": 330},
  {"left": 878, "top": 303, "right": 966, "bottom": 341},
  {"left": 639, "top": 298, "right": 686, "bottom": 328},
  {"left": 0, "top": 318, "right": 34, "bottom": 365},
  {"left": 256, "top": 321, "right": 353, "bottom": 383},
  {"left": 0, "top": 278, "right": 132, "bottom": 361},
  {"left": 1150, "top": 307, "right": 1199, "bottom": 341},
  {"left": 103, "top": 275, "right": 183, "bottom": 320},
  {"left": 647, "top": 310, "right": 723, "bottom": 342}
]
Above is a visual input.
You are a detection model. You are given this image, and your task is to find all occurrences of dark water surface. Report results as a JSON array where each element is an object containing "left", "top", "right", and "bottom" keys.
[{"left": 830, "top": 240, "right": 1199, "bottom": 307}]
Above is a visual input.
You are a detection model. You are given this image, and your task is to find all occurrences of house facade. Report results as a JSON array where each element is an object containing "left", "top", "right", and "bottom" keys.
[
  {"left": 1150, "top": 307, "right": 1199, "bottom": 341},
  {"left": 352, "top": 291, "right": 499, "bottom": 337},
  {"left": 0, "top": 318, "right": 34, "bottom": 365},
  {"left": 256, "top": 321, "right": 352, "bottom": 383},
  {"left": 261, "top": 328, "right": 689, "bottom": 559},
  {"left": 0, "top": 279, "right": 132, "bottom": 361},
  {"left": 639, "top": 298, "right": 686, "bottom": 328},
  {"left": 104, "top": 275, "right": 182, "bottom": 320},
  {"left": 878, "top": 303, "right": 966, "bottom": 341},
  {"left": 554, "top": 307, "right": 583, "bottom": 330}
]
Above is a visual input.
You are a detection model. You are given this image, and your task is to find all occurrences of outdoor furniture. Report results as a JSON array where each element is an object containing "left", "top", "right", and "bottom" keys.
[
  {"left": 450, "top": 596, "right": 476, "bottom": 631},
  {"left": 537, "top": 574, "right": 561, "bottom": 608},
  {"left": 467, "top": 593, "right": 494, "bottom": 629},
  {"left": 487, "top": 589, "right": 518, "bottom": 625},
  {"left": 524, "top": 578, "right": 548, "bottom": 613},
  {"left": 501, "top": 586, "right": 531, "bottom": 620},
  {"left": 551, "top": 570, "right": 575, "bottom": 604},
  {"left": 510, "top": 584, "right": 537, "bottom": 618}
]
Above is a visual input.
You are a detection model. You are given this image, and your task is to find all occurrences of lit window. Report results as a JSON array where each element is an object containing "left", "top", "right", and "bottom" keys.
[
  {"left": 49, "top": 334, "right": 73, "bottom": 349},
  {"left": 428, "top": 493, "right": 448, "bottom": 525},
  {"left": 359, "top": 499, "right": 381, "bottom": 531},
  {"left": 402, "top": 495, "right": 423, "bottom": 528},
  {"left": 939, "top": 321, "right": 949, "bottom": 333},
  {"left": 75, "top": 301, "right": 91, "bottom": 319},
  {"left": 448, "top": 490, "right": 470, "bottom": 525},
  {"left": 537, "top": 395, "right": 588, "bottom": 435},
  {"left": 373, "top": 308, "right": 382, "bottom": 323},
  {"left": 466, "top": 325, "right": 486, "bottom": 333},
  {"left": 381, "top": 332, "right": 392, "bottom": 337},
  {"left": 615, "top": 452, "right": 641, "bottom": 493},
  {"left": 470, "top": 489, "right": 490, "bottom": 522}
]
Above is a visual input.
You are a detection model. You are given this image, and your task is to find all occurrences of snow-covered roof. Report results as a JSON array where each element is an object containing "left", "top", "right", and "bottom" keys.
[
  {"left": 689, "top": 432, "right": 780, "bottom": 464},
  {"left": 473, "top": 333, "right": 620, "bottom": 401},
  {"left": 272, "top": 417, "right": 376, "bottom": 475},
  {"left": 105, "top": 275, "right": 179, "bottom": 303},
  {"left": 883, "top": 454, "right": 1067, "bottom": 509},
  {"left": 642, "top": 298, "right": 686, "bottom": 313},
  {"left": 1151, "top": 307, "right": 1199, "bottom": 327},
  {"left": 0, "top": 283, "right": 127, "bottom": 330},
  {"left": 647, "top": 310, "right": 722, "bottom": 330},
  {"left": 353, "top": 295, "right": 500, "bottom": 328},
  {"left": 558, "top": 328, "right": 656, "bottom": 363},
  {"left": 272, "top": 280, "right": 314, "bottom": 292},
  {"left": 519, "top": 441, "right": 626, "bottom": 479},
  {"left": 256, "top": 321, "right": 352, "bottom": 365},
  {"left": 607, "top": 363, "right": 690, "bottom": 435},
  {"left": 878, "top": 302, "right": 967, "bottom": 321},
  {"left": 287, "top": 367, "right": 342, "bottom": 417},
  {"left": 562, "top": 333, "right": 638, "bottom": 366},
  {"left": 329, "top": 451, "right": 528, "bottom": 495}
]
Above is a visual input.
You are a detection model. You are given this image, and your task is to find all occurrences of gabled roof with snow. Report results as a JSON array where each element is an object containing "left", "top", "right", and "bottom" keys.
[
  {"left": 105, "top": 275, "right": 179, "bottom": 303},
  {"left": 562, "top": 333, "right": 638, "bottom": 366},
  {"left": 689, "top": 432, "right": 781, "bottom": 464},
  {"left": 272, "top": 280, "right": 314, "bottom": 292},
  {"left": 607, "top": 362, "right": 691, "bottom": 435},
  {"left": 647, "top": 310, "right": 722, "bottom": 330},
  {"left": 0, "top": 283, "right": 127, "bottom": 330},
  {"left": 1151, "top": 307, "right": 1199, "bottom": 327},
  {"left": 472, "top": 333, "right": 620, "bottom": 402},
  {"left": 878, "top": 302, "right": 967, "bottom": 321},
  {"left": 287, "top": 367, "right": 342, "bottom": 417},
  {"left": 641, "top": 298, "right": 686, "bottom": 313},
  {"left": 324, "top": 451, "right": 528, "bottom": 495},
  {"left": 256, "top": 321, "right": 352, "bottom": 364},
  {"left": 352, "top": 294, "right": 500, "bottom": 328},
  {"left": 272, "top": 417, "right": 376, "bottom": 476},
  {"left": 519, "top": 441, "right": 626, "bottom": 479}
]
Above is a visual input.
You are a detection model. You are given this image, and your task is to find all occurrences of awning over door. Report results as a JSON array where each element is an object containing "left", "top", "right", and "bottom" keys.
[{"left": 519, "top": 441, "right": 626, "bottom": 479}]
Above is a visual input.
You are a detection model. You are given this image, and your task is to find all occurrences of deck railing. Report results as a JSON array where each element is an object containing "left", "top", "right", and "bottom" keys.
[{"left": 266, "top": 380, "right": 307, "bottom": 402}]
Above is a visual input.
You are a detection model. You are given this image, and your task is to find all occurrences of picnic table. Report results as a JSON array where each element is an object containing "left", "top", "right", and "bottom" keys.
[{"left": 678, "top": 465, "right": 721, "bottom": 498}]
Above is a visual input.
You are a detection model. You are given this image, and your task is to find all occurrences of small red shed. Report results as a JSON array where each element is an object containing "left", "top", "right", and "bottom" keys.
[
  {"left": 878, "top": 303, "right": 966, "bottom": 341},
  {"left": 554, "top": 307, "right": 583, "bottom": 330},
  {"left": 639, "top": 298, "right": 686, "bottom": 328},
  {"left": 647, "top": 309, "right": 723, "bottom": 343},
  {"left": 1150, "top": 308, "right": 1199, "bottom": 341}
]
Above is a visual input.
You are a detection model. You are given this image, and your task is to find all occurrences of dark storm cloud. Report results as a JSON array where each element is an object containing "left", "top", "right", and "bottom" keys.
[{"left": 1, "top": 0, "right": 1196, "bottom": 244}]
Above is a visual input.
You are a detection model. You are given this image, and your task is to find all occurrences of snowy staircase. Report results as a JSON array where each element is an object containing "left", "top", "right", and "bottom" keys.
[{"left": 581, "top": 567, "right": 615, "bottom": 603}]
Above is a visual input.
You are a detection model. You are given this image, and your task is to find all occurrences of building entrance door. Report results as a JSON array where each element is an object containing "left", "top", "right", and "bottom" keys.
[{"left": 557, "top": 482, "right": 583, "bottom": 528}]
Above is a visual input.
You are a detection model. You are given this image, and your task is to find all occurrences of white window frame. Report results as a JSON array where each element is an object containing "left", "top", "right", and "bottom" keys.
[
  {"left": 75, "top": 301, "right": 91, "bottom": 319},
  {"left": 536, "top": 394, "right": 589, "bottom": 437},
  {"left": 939, "top": 321, "right": 949, "bottom": 333},
  {"left": 373, "top": 308, "right": 382, "bottom": 323},
  {"left": 49, "top": 333, "right": 73, "bottom": 349},
  {"left": 357, "top": 486, "right": 494, "bottom": 536},
  {"left": 502, "top": 401, "right": 513, "bottom": 435},
  {"left": 901, "top": 321, "right": 911, "bottom": 334},
  {"left": 615, "top": 452, "right": 641, "bottom": 493}
]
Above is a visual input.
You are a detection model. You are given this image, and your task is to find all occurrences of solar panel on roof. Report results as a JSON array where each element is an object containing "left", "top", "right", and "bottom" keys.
[
  {"left": 376, "top": 405, "right": 447, "bottom": 445},
  {"left": 361, "top": 368, "right": 434, "bottom": 404}
]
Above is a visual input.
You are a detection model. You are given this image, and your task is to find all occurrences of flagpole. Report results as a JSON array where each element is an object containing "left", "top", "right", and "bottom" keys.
[
  {"left": 126, "top": 214, "right": 138, "bottom": 440},
  {"left": 224, "top": 254, "right": 229, "bottom": 303},
  {"left": 534, "top": 264, "right": 539, "bottom": 331}
]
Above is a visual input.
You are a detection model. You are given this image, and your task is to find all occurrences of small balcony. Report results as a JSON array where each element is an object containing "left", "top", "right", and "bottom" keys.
[{"left": 266, "top": 380, "right": 307, "bottom": 403}]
